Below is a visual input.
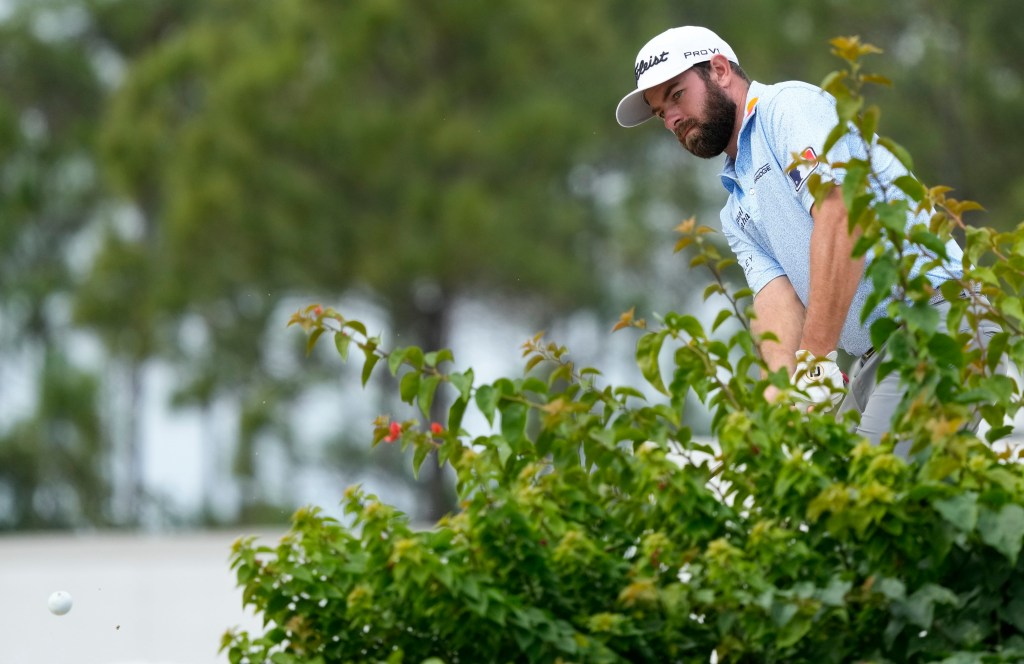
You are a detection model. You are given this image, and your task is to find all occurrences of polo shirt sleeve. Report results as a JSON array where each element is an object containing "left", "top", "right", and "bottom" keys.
[
  {"left": 760, "top": 85, "right": 862, "bottom": 213},
  {"left": 720, "top": 204, "right": 785, "bottom": 295}
]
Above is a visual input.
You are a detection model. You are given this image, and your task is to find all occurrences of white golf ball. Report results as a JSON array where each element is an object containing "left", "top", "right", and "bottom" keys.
[{"left": 48, "top": 590, "right": 73, "bottom": 616}]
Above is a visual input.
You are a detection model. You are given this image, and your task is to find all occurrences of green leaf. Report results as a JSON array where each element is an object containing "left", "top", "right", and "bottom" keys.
[
  {"left": 1002, "top": 596, "right": 1024, "bottom": 632},
  {"left": 818, "top": 577, "right": 852, "bottom": 607},
  {"left": 771, "top": 600, "right": 798, "bottom": 627},
  {"left": 862, "top": 73, "right": 892, "bottom": 87},
  {"left": 521, "top": 377, "right": 548, "bottom": 395},
  {"left": 305, "top": 327, "right": 324, "bottom": 356},
  {"left": 399, "top": 372, "right": 420, "bottom": 405},
  {"left": 819, "top": 69, "right": 846, "bottom": 95},
  {"left": 877, "top": 578, "right": 906, "bottom": 601},
  {"left": 869, "top": 317, "right": 900, "bottom": 351},
  {"left": 926, "top": 334, "right": 964, "bottom": 369},
  {"left": 841, "top": 158, "right": 871, "bottom": 206},
  {"left": 418, "top": 375, "right": 442, "bottom": 417},
  {"left": 388, "top": 347, "right": 424, "bottom": 375},
  {"left": 412, "top": 442, "right": 432, "bottom": 480},
  {"left": 979, "top": 503, "right": 1024, "bottom": 563},
  {"left": 878, "top": 136, "right": 914, "bottom": 171},
  {"left": 933, "top": 492, "right": 979, "bottom": 532},
  {"left": 494, "top": 436, "right": 513, "bottom": 468},
  {"left": 909, "top": 229, "right": 949, "bottom": 259},
  {"left": 613, "top": 386, "right": 646, "bottom": 401},
  {"left": 404, "top": 347, "right": 425, "bottom": 370},
  {"left": 361, "top": 352, "right": 380, "bottom": 387},
  {"left": 876, "top": 199, "right": 910, "bottom": 234},
  {"left": 449, "top": 369, "right": 474, "bottom": 401},
  {"left": 447, "top": 396, "right": 469, "bottom": 433},
  {"left": 342, "top": 320, "right": 368, "bottom": 337},
  {"left": 955, "top": 375, "right": 1015, "bottom": 406},
  {"left": 424, "top": 349, "right": 454, "bottom": 368},
  {"left": 893, "top": 175, "right": 926, "bottom": 203},
  {"left": 636, "top": 332, "right": 668, "bottom": 395},
  {"left": 703, "top": 283, "right": 723, "bottom": 301},
  {"left": 986, "top": 332, "right": 1009, "bottom": 372},
  {"left": 475, "top": 385, "right": 500, "bottom": 426},
  {"left": 940, "top": 280, "right": 965, "bottom": 302},
  {"left": 835, "top": 92, "right": 863, "bottom": 123},
  {"left": 860, "top": 104, "right": 880, "bottom": 142},
  {"left": 903, "top": 583, "right": 959, "bottom": 629},
  {"left": 1000, "top": 296, "right": 1024, "bottom": 323},
  {"left": 822, "top": 122, "right": 850, "bottom": 159},
  {"left": 665, "top": 313, "right": 706, "bottom": 340},
  {"left": 334, "top": 332, "right": 351, "bottom": 361},
  {"left": 898, "top": 300, "right": 939, "bottom": 333},
  {"left": 986, "top": 424, "right": 1014, "bottom": 444},
  {"left": 777, "top": 615, "right": 813, "bottom": 648},
  {"left": 847, "top": 192, "right": 875, "bottom": 230},
  {"left": 501, "top": 402, "right": 529, "bottom": 446},
  {"left": 865, "top": 255, "right": 899, "bottom": 300},
  {"left": 712, "top": 309, "right": 732, "bottom": 332}
]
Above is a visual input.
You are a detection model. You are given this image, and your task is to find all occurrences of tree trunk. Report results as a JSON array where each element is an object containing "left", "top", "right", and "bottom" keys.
[
  {"left": 413, "top": 287, "right": 457, "bottom": 524},
  {"left": 126, "top": 362, "right": 144, "bottom": 526}
]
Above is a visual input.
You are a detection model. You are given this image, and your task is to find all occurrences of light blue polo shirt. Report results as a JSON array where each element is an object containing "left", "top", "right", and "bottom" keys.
[{"left": 719, "top": 80, "right": 964, "bottom": 357}]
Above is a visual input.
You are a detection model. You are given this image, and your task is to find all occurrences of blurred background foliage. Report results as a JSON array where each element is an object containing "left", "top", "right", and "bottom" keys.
[{"left": 0, "top": 0, "right": 1021, "bottom": 529}]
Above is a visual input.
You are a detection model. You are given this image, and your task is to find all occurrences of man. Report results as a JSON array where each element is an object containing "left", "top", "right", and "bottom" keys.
[{"left": 615, "top": 26, "right": 996, "bottom": 450}]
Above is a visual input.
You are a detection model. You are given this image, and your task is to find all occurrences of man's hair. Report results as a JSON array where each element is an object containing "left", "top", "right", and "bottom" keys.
[{"left": 691, "top": 60, "right": 750, "bottom": 84}]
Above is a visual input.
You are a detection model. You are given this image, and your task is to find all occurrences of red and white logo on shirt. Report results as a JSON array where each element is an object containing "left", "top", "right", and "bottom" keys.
[{"left": 788, "top": 147, "right": 819, "bottom": 190}]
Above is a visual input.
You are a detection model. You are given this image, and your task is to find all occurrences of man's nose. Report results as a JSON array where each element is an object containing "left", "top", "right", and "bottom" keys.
[{"left": 663, "top": 109, "right": 682, "bottom": 132}]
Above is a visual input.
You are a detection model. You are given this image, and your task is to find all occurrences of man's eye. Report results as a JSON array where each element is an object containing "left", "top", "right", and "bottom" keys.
[{"left": 672, "top": 90, "right": 683, "bottom": 101}]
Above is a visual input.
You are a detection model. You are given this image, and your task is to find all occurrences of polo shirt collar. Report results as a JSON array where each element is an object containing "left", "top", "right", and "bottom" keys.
[{"left": 720, "top": 81, "right": 766, "bottom": 184}]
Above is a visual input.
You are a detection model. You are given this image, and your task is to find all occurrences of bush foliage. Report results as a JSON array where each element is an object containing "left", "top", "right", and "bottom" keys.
[{"left": 223, "top": 38, "right": 1024, "bottom": 663}]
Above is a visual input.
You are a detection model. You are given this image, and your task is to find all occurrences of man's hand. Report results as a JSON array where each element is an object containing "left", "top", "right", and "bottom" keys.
[{"left": 791, "top": 350, "right": 847, "bottom": 407}]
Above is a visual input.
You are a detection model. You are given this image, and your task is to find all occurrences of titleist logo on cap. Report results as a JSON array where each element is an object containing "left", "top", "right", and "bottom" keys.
[
  {"left": 634, "top": 48, "right": 724, "bottom": 82},
  {"left": 634, "top": 50, "right": 669, "bottom": 82}
]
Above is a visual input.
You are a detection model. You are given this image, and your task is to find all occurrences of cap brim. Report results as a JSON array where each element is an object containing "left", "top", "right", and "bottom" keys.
[{"left": 615, "top": 88, "right": 656, "bottom": 127}]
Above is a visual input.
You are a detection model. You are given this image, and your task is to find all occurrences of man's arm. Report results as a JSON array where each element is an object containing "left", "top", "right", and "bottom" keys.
[
  {"left": 798, "top": 186, "right": 865, "bottom": 355},
  {"left": 752, "top": 275, "right": 805, "bottom": 375},
  {"left": 751, "top": 187, "right": 863, "bottom": 403}
]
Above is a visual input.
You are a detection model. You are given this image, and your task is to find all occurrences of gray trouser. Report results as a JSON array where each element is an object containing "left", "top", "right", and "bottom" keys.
[{"left": 836, "top": 294, "right": 1003, "bottom": 457}]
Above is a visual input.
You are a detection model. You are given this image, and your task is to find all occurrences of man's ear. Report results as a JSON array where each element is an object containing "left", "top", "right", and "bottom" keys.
[{"left": 709, "top": 54, "right": 732, "bottom": 84}]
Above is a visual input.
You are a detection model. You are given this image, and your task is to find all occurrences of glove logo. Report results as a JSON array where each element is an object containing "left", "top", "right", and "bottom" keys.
[{"left": 792, "top": 350, "right": 845, "bottom": 408}]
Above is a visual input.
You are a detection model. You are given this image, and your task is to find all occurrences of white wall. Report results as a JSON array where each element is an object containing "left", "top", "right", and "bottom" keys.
[{"left": 0, "top": 529, "right": 282, "bottom": 664}]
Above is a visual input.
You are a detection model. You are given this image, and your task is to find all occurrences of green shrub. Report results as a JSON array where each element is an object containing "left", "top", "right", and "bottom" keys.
[{"left": 222, "top": 38, "right": 1024, "bottom": 664}]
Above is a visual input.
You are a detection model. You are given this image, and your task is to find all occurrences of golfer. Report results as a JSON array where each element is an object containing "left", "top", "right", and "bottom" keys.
[{"left": 615, "top": 26, "right": 998, "bottom": 450}]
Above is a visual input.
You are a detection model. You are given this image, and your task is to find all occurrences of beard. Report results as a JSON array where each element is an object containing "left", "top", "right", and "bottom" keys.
[{"left": 674, "top": 79, "right": 736, "bottom": 159}]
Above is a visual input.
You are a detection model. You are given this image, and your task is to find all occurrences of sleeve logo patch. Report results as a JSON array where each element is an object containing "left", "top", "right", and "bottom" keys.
[{"left": 788, "top": 147, "right": 818, "bottom": 190}]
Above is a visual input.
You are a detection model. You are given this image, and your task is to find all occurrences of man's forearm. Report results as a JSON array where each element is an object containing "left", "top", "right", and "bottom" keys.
[
  {"left": 799, "top": 188, "right": 865, "bottom": 355},
  {"left": 752, "top": 276, "right": 805, "bottom": 375}
]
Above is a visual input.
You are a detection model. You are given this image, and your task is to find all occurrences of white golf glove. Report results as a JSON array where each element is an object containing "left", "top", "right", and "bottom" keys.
[{"left": 792, "top": 350, "right": 847, "bottom": 407}]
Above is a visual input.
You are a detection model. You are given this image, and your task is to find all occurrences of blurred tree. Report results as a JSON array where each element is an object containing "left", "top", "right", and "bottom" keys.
[
  {"left": 97, "top": 0, "right": 681, "bottom": 521},
  {"left": 0, "top": 2, "right": 111, "bottom": 528},
  {"left": 0, "top": 0, "right": 206, "bottom": 527},
  {"left": 0, "top": 351, "right": 107, "bottom": 529}
]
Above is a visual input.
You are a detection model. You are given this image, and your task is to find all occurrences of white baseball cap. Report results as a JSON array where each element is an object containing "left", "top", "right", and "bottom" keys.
[{"left": 615, "top": 26, "right": 739, "bottom": 128}]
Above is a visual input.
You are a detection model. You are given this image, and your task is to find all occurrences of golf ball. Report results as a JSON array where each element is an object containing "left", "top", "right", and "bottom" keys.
[{"left": 48, "top": 590, "right": 73, "bottom": 616}]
